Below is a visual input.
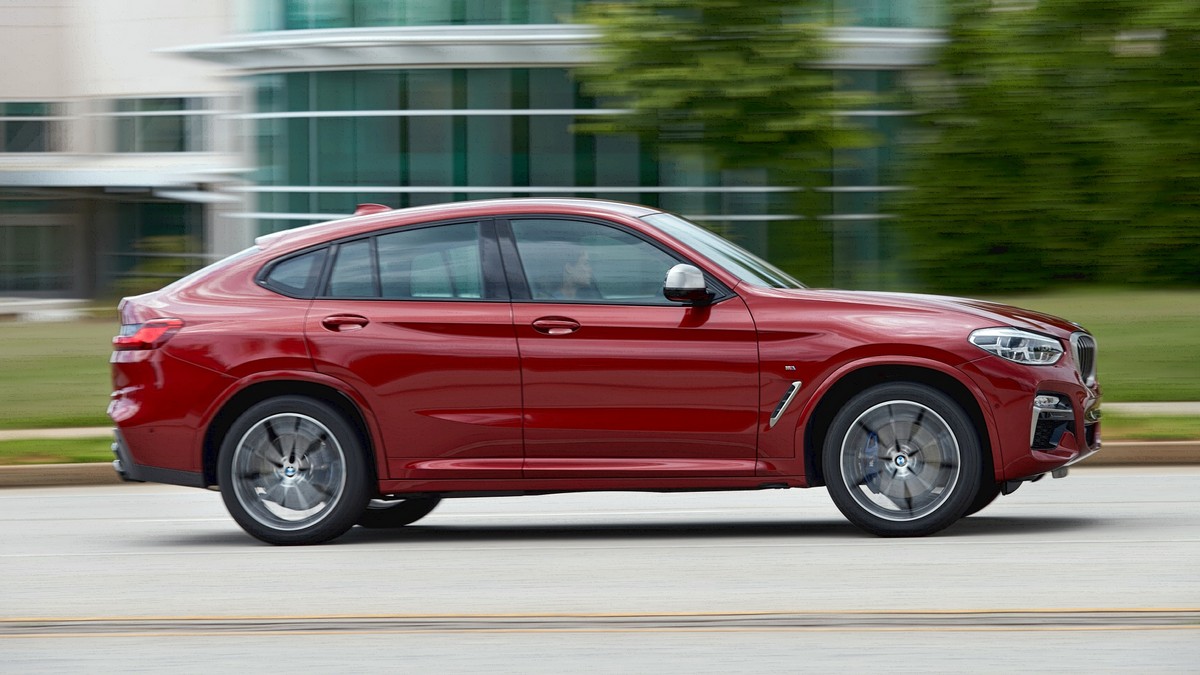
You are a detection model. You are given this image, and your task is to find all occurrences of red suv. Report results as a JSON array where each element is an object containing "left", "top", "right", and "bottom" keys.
[{"left": 110, "top": 199, "right": 1100, "bottom": 544}]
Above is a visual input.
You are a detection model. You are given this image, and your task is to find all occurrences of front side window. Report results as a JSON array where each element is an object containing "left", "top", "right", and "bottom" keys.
[{"left": 509, "top": 218, "right": 681, "bottom": 305}]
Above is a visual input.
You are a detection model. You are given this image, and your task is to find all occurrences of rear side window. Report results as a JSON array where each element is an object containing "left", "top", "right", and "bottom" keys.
[
  {"left": 314, "top": 221, "right": 486, "bottom": 300},
  {"left": 328, "top": 240, "right": 376, "bottom": 297},
  {"left": 262, "top": 248, "right": 327, "bottom": 297},
  {"left": 378, "top": 223, "right": 482, "bottom": 300}
]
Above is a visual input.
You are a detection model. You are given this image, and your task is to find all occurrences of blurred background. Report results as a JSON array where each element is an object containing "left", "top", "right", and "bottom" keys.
[
  {"left": 0, "top": 1, "right": 1197, "bottom": 438},
  {"left": 1, "top": 0, "right": 1196, "bottom": 300}
]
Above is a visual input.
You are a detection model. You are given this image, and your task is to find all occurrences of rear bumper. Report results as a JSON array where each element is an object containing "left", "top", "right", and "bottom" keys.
[{"left": 111, "top": 428, "right": 206, "bottom": 489}]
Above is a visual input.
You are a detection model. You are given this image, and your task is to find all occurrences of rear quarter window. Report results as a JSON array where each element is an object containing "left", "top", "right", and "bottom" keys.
[{"left": 261, "top": 248, "right": 328, "bottom": 298}]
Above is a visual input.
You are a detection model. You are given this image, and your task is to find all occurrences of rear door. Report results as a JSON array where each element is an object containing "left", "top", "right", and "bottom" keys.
[{"left": 304, "top": 219, "right": 523, "bottom": 480}]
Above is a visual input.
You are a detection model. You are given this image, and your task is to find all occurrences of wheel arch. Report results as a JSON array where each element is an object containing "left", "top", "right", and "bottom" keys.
[
  {"left": 801, "top": 363, "right": 996, "bottom": 488},
  {"left": 202, "top": 378, "right": 379, "bottom": 488}
]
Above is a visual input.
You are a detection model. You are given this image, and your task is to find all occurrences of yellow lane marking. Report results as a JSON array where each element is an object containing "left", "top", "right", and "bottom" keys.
[{"left": 5, "top": 607, "right": 1200, "bottom": 622}]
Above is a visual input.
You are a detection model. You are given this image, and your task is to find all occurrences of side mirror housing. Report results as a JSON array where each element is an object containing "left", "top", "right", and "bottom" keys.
[{"left": 663, "top": 264, "right": 715, "bottom": 305}]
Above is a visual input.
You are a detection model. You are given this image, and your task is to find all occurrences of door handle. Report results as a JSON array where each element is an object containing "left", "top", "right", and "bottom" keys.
[
  {"left": 532, "top": 317, "right": 581, "bottom": 336},
  {"left": 321, "top": 314, "right": 370, "bottom": 332}
]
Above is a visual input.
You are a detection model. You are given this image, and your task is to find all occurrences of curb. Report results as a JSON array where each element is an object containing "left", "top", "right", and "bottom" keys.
[{"left": 0, "top": 441, "right": 1196, "bottom": 489}]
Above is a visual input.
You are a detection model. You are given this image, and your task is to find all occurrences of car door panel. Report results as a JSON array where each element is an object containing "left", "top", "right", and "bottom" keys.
[
  {"left": 514, "top": 299, "right": 760, "bottom": 477},
  {"left": 502, "top": 216, "right": 760, "bottom": 478},
  {"left": 304, "top": 220, "right": 523, "bottom": 480}
]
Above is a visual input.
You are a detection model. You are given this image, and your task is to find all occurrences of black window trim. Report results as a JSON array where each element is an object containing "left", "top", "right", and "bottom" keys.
[{"left": 495, "top": 214, "right": 735, "bottom": 307}]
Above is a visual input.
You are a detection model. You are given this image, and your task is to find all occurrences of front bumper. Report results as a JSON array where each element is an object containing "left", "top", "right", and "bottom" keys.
[{"left": 961, "top": 355, "right": 1101, "bottom": 481}]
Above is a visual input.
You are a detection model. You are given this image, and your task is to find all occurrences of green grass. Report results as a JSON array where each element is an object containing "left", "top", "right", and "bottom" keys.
[
  {"left": 988, "top": 288, "right": 1200, "bottom": 402},
  {"left": 1, "top": 413, "right": 1196, "bottom": 465},
  {"left": 0, "top": 437, "right": 114, "bottom": 465},
  {"left": 0, "top": 321, "right": 115, "bottom": 429},
  {"left": 0, "top": 289, "right": 1196, "bottom": 432},
  {"left": 1100, "top": 414, "right": 1200, "bottom": 442}
]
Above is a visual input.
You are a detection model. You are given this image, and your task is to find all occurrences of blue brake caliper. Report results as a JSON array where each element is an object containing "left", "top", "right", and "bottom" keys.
[{"left": 863, "top": 432, "right": 881, "bottom": 493}]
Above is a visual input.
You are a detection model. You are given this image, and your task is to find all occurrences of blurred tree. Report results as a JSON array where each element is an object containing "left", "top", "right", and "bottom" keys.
[
  {"left": 112, "top": 235, "right": 205, "bottom": 297},
  {"left": 577, "top": 0, "right": 875, "bottom": 285},
  {"left": 895, "top": 0, "right": 1200, "bottom": 292}
]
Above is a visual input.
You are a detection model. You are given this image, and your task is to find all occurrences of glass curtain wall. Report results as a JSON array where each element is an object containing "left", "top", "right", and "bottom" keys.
[
  {"left": 248, "top": 68, "right": 789, "bottom": 249},
  {"left": 248, "top": 66, "right": 906, "bottom": 286},
  {"left": 0, "top": 201, "right": 74, "bottom": 293},
  {"left": 825, "top": 0, "right": 944, "bottom": 28},
  {"left": 240, "top": 0, "right": 584, "bottom": 30},
  {"left": 0, "top": 103, "right": 58, "bottom": 153}
]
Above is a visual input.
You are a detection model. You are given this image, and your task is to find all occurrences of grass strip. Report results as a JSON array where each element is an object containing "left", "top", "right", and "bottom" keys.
[{"left": 1, "top": 412, "right": 1197, "bottom": 466}]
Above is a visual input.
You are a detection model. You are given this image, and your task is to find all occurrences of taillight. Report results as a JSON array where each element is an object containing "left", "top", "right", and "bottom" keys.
[{"left": 112, "top": 318, "right": 184, "bottom": 351}]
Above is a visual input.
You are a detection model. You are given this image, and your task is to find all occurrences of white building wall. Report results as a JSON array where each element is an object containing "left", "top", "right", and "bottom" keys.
[
  {"left": 64, "top": 0, "right": 234, "bottom": 100},
  {"left": 0, "top": 1, "right": 71, "bottom": 99}
]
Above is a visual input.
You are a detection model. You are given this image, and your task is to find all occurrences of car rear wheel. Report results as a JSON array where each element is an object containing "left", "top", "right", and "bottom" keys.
[
  {"left": 823, "top": 383, "right": 981, "bottom": 537},
  {"left": 218, "top": 396, "right": 369, "bottom": 545},
  {"left": 357, "top": 496, "right": 442, "bottom": 528}
]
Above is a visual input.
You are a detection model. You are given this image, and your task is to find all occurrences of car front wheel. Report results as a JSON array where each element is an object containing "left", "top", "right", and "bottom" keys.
[
  {"left": 217, "top": 396, "right": 370, "bottom": 545},
  {"left": 823, "top": 383, "right": 981, "bottom": 537}
]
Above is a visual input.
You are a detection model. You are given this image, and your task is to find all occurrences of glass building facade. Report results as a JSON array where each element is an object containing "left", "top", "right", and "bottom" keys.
[{"left": 222, "top": 0, "right": 935, "bottom": 288}]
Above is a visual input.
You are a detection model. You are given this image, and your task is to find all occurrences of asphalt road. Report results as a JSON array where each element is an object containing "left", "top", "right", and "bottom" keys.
[{"left": 2, "top": 466, "right": 1197, "bottom": 673}]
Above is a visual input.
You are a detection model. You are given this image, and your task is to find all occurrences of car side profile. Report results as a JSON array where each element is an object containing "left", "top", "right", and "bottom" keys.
[{"left": 109, "top": 198, "right": 1101, "bottom": 544}]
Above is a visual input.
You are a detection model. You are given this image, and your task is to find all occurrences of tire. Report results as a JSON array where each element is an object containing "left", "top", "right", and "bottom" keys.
[
  {"left": 357, "top": 496, "right": 441, "bottom": 529},
  {"left": 964, "top": 482, "right": 1002, "bottom": 517},
  {"left": 823, "top": 382, "right": 982, "bottom": 537},
  {"left": 217, "top": 396, "right": 370, "bottom": 545}
]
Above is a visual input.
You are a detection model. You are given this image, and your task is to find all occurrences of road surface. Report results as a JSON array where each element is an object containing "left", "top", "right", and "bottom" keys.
[{"left": 1, "top": 466, "right": 1197, "bottom": 672}]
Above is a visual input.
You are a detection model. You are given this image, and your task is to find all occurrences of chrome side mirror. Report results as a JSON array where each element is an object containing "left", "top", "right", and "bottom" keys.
[{"left": 663, "top": 264, "right": 714, "bottom": 305}]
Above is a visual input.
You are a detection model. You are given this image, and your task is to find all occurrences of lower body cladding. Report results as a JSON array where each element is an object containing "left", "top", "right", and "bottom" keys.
[{"left": 111, "top": 428, "right": 206, "bottom": 489}]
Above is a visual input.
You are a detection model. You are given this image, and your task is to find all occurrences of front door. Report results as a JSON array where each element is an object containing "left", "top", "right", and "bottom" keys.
[{"left": 503, "top": 217, "right": 760, "bottom": 478}]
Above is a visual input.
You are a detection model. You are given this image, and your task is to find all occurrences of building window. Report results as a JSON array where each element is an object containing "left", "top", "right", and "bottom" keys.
[
  {"left": 240, "top": 0, "right": 584, "bottom": 31},
  {"left": 827, "top": 0, "right": 945, "bottom": 28},
  {"left": 0, "top": 201, "right": 74, "bottom": 293},
  {"left": 113, "top": 98, "right": 209, "bottom": 153},
  {"left": 1, "top": 102, "right": 58, "bottom": 153}
]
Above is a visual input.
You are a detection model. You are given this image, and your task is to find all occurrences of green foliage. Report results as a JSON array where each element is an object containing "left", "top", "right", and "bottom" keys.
[
  {"left": 112, "top": 235, "right": 205, "bottom": 298},
  {"left": 895, "top": 0, "right": 1200, "bottom": 292},
  {"left": 577, "top": 0, "right": 877, "bottom": 285}
]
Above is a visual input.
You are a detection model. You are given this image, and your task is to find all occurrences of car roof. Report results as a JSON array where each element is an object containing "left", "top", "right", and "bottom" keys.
[{"left": 254, "top": 198, "right": 662, "bottom": 253}]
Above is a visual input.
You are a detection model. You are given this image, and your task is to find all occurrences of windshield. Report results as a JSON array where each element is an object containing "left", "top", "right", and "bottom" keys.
[{"left": 642, "top": 213, "right": 805, "bottom": 290}]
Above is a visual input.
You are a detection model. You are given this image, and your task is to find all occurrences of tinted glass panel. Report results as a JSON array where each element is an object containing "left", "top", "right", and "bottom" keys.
[
  {"left": 643, "top": 213, "right": 804, "bottom": 289},
  {"left": 510, "top": 219, "right": 679, "bottom": 304},
  {"left": 328, "top": 240, "right": 376, "bottom": 297},
  {"left": 265, "top": 248, "right": 327, "bottom": 297},
  {"left": 377, "top": 222, "right": 482, "bottom": 299}
]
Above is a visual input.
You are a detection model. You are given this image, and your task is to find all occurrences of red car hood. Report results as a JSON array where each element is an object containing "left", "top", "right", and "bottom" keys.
[{"left": 765, "top": 288, "right": 1085, "bottom": 338}]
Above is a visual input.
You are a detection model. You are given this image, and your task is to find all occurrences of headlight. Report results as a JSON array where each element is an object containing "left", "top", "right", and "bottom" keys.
[{"left": 969, "top": 327, "right": 1063, "bottom": 365}]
